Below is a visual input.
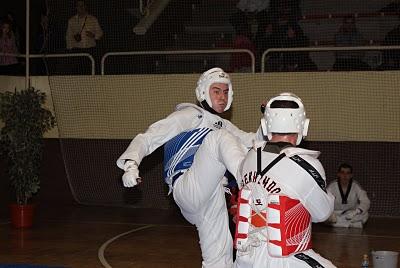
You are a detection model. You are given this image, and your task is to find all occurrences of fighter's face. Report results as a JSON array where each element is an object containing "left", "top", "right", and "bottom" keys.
[
  {"left": 338, "top": 167, "right": 353, "bottom": 183},
  {"left": 76, "top": 1, "right": 87, "bottom": 15},
  {"left": 209, "top": 83, "right": 229, "bottom": 113}
]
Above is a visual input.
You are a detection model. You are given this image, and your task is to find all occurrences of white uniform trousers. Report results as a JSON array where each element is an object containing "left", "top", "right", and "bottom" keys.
[{"left": 173, "top": 129, "right": 247, "bottom": 268}]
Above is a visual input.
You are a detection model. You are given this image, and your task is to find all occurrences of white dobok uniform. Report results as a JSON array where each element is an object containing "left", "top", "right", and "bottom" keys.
[
  {"left": 117, "top": 103, "right": 261, "bottom": 268},
  {"left": 327, "top": 180, "right": 370, "bottom": 227},
  {"left": 234, "top": 142, "right": 336, "bottom": 268}
]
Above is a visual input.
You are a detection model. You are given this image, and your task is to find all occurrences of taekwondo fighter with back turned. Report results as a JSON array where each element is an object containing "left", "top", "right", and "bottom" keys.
[{"left": 233, "top": 93, "right": 336, "bottom": 268}]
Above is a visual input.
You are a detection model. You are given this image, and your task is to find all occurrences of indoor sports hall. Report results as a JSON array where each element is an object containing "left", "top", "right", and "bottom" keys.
[{"left": 1, "top": 0, "right": 399, "bottom": 267}]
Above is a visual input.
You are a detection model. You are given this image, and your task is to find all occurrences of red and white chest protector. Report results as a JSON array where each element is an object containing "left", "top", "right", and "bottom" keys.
[{"left": 234, "top": 144, "right": 333, "bottom": 257}]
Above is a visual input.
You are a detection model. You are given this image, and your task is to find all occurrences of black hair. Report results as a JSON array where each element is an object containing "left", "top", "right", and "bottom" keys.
[
  {"left": 338, "top": 163, "right": 353, "bottom": 173},
  {"left": 270, "top": 100, "right": 299, "bottom": 109}
]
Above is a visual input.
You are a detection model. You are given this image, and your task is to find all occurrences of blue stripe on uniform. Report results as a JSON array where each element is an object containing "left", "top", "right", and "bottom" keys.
[{"left": 163, "top": 128, "right": 212, "bottom": 183}]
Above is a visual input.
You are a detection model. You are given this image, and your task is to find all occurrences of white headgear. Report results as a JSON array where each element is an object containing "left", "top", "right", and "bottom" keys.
[
  {"left": 195, "top": 67, "right": 233, "bottom": 111},
  {"left": 261, "top": 92, "right": 310, "bottom": 145}
]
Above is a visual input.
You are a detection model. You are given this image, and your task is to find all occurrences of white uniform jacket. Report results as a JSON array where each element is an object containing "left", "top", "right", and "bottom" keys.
[
  {"left": 235, "top": 142, "right": 336, "bottom": 268},
  {"left": 66, "top": 14, "right": 103, "bottom": 49},
  {"left": 327, "top": 179, "right": 370, "bottom": 214},
  {"left": 117, "top": 103, "right": 261, "bottom": 187},
  {"left": 240, "top": 143, "right": 334, "bottom": 222}
]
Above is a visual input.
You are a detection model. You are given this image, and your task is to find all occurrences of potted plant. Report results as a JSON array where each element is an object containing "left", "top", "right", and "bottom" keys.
[{"left": 0, "top": 87, "right": 56, "bottom": 228}]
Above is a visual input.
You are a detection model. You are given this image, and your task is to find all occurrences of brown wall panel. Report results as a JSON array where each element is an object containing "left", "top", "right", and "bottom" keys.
[{"left": 2, "top": 139, "right": 395, "bottom": 216}]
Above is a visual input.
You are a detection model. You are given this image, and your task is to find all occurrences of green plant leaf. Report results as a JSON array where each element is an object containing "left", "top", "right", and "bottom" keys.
[{"left": 0, "top": 87, "right": 56, "bottom": 205}]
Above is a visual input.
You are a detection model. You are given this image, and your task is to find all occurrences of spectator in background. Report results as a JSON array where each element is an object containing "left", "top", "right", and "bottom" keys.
[
  {"left": 232, "top": 0, "right": 270, "bottom": 31},
  {"left": 254, "top": 16, "right": 278, "bottom": 71},
  {"left": 381, "top": 16, "right": 400, "bottom": 70},
  {"left": 236, "top": 0, "right": 270, "bottom": 15},
  {"left": 380, "top": 0, "right": 400, "bottom": 13},
  {"left": 326, "top": 163, "right": 370, "bottom": 228},
  {"left": 66, "top": 0, "right": 103, "bottom": 51},
  {"left": 333, "top": 16, "right": 370, "bottom": 71},
  {"left": 268, "top": 0, "right": 302, "bottom": 25},
  {"left": 229, "top": 14, "right": 257, "bottom": 72},
  {"left": 261, "top": 21, "right": 316, "bottom": 72},
  {"left": 0, "top": 19, "right": 21, "bottom": 75},
  {"left": 32, "top": 14, "right": 50, "bottom": 75},
  {"left": 278, "top": 22, "right": 317, "bottom": 71},
  {"left": 66, "top": 0, "right": 103, "bottom": 73},
  {"left": 35, "top": 14, "right": 50, "bottom": 54},
  {"left": 5, "top": 12, "right": 22, "bottom": 53}
]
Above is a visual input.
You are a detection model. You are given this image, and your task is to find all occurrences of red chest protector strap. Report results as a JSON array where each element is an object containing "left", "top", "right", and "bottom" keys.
[{"left": 235, "top": 148, "right": 284, "bottom": 249}]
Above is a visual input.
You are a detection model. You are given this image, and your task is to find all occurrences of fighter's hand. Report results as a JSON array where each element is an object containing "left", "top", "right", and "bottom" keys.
[
  {"left": 344, "top": 208, "right": 362, "bottom": 220},
  {"left": 229, "top": 204, "right": 238, "bottom": 223},
  {"left": 122, "top": 161, "right": 142, "bottom": 187},
  {"left": 260, "top": 100, "right": 267, "bottom": 114}
]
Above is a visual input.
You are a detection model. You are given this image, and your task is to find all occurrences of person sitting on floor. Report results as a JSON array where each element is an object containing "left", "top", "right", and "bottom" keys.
[{"left": 326, "top": 163, "right": 370, "bottom": 228}]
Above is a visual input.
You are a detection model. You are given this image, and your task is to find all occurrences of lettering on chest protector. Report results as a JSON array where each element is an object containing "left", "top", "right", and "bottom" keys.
[{"left": 242, "top": 171, "right": 281, "bottom": 193}]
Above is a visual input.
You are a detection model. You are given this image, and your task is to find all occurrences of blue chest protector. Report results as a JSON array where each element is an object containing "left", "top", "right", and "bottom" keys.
[{"left": 163, "top": 128, "right": 212, "bottom": 184}]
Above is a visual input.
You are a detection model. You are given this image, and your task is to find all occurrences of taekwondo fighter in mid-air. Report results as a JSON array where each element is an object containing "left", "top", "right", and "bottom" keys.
[{"left": 117, "top": 67, "right": 263, "bottom": 268}]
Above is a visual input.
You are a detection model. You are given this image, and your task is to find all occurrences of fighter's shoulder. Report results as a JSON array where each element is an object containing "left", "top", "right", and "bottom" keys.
[
  {"left": 175, "top": 103, "right": 203, "bottom": 113},
  {"left": 166, "top": 103, "right": 204, "bottom": 130},
  {"left": 281, "top": 147, "right": 321, "bottom": 158},
  {"left": 240, "top": 143, "right": 260, "bottom": 161},
  {"left": 171, "top": 103, "right": 203, "bottom": 119},
  {"left": 282, "top": 147, "right": 326, "bottom": 177},
  {"left": 327, "top": 181, "right": 337, "bottom": 190},
  {"left": 351, "top": 180, "right": 365, "bottom": 191}
]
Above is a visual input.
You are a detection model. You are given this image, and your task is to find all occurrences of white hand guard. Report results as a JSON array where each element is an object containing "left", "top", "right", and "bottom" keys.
[{"left": 122, "top": 161, "right": 141, "bottom": 187}]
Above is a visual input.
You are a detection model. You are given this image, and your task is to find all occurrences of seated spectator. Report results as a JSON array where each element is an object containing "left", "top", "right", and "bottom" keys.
[
  {"left": 326, "top": 163, "right": 371, "bottom": 228},
  {"left": 0, "top": 19, "right": 21, "bottom": 75},
  {"left": 231, "top": 0, "right": 270, "bottom": 30},
  {"left": 32, "top": 14, "right": 51, "bottom": 75},
  {"left": 35, "top": 14, "right": 50, "bottom": 53},
  {"left": 229, "top": 15, "right": 257, "bottom": 72},
  {"left": 268, "top": 0, "right": 302, "bottom": 25},
  {"left": 5, "top": 12, "right": 22, "bottom": 53},
  {"left": 333, "top": 16, "right": 370, "bottom": 71},
  {"left": 236, "top": 0, "right": 270, "bottom": 14},
  {"left": 262, "top": 21, "right": 317, "bottom": 72},
  {"left": 278, "top": 22, "right": 317, "bottom": 71},
  {"left": 380, "top": 0, "right": 400, "bottom": 13},
  {"left": 381, "top": 16, "right": 400, "bottom": 70},
  {"left": 254, "top": 16, "right": 278, "bottom": 70}
]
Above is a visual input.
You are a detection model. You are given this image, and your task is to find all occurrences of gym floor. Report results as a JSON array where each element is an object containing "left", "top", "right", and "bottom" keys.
[{"left": 0, "top": 204, "right": 399, "bottom": 268}]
